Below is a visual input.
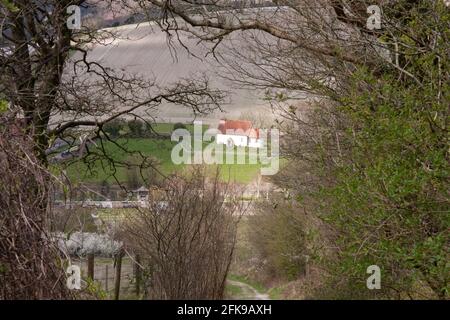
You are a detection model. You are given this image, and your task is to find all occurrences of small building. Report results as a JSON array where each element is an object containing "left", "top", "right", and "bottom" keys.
[
  {"left": 134, "top": 186, "right": 149, "bottom": 202},
  {"left": 216, "top": 119, "right": 263, "bottom": 148}
]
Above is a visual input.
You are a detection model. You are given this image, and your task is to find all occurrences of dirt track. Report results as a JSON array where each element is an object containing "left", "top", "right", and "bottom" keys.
[{"left": 227, "top": 280, "right": 270, "bottom": 300}]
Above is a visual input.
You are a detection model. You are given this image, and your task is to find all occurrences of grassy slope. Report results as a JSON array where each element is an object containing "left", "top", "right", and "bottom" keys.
[
  {"left": 229, "top": 217, "right": 288, "bottom": 300},
  {"left": 65, "top": 137, "right": 263, "bottom": 184}
]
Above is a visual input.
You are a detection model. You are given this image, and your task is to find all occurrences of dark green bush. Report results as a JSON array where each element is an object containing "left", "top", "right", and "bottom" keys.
[
  {"left": 249, "top": 198, "right": 310, "bottom": 281},
  {"left": 128, "top": 119, "right": 144, "bottom": 138},
  {"left": 173, "top": 122, "right": 187, "bottom": 131},
  {"left": 103, "top": 119, "right": 125, "bottom": 139}
]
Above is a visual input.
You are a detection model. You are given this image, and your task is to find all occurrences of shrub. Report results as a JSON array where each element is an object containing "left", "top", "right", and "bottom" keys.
[
  {"left": 121, "top": 167, "right": 244, "bottom": 299},
  {"left": 127, "top": 119, "right": 144, "bottom": 138},
  {"left": 248, "top": 197, "right": 311, "bottom": 281},
  {"left": 103, "top": 119, "right": 125, "bottom": 139},
  {"left": 55, "top": 232, "right": 122, "bottom": 257},
  {"left": 173, "top": 122, "right": 187, "bottom": 131}
]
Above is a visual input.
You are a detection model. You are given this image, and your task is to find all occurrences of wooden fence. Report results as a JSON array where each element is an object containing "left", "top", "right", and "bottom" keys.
[{"left": 72, "top": 253, "right": 142, "bottom": 300}]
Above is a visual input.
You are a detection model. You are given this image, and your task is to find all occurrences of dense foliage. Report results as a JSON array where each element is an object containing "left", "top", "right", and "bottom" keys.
[{"left": 313, "top": 2, "right": 449, "bottom": 298}]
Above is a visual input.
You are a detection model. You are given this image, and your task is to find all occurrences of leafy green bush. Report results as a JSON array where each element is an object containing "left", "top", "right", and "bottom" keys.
[
  {"left": 278, "top": 1, "right": 449, "bottom": 299},
  {"left": 173, "top": 122, "right": 187, "bottom": 131},
  {"left": 127, "top": 119, "right": 144, "bottom": 138},
  {"left": 320, "top": 66, "right": 449, "bottom": 298},
  {"left": 103, "top": 119, "right": 126, "bottom": 139},
  {"left": 314, "top": 5, "right": 449, "bottom": 297},
  {"left": 0, "top": 99, "right": 8, "bottom": 113},
  {"left": 249, "top": 198, "right": 311, "bottom": 281}
]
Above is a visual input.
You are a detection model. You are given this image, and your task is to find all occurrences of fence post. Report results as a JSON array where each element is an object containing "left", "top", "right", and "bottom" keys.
[
  {"left": 105, "top": 265, "right": 109, "bottom": 292},
  {"left": 134, "top": 254, "right": 141, "bottom": 297},
  {"left": 304, "top": 255, "right": 310, "bottom": 278},
  {"left": 114, "top": 250, "right": 124, "bottom": 300},
  {"left": 87, "top": 253, "right": 95, "bottom": 281}
]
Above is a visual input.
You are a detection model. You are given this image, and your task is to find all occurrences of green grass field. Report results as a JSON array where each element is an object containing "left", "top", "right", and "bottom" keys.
[
  {"left": 63, "top": 137, "right": 266, "bottom": 184},
  {"left": 224, "top": 283, "right": 244, "bottom": 298}
]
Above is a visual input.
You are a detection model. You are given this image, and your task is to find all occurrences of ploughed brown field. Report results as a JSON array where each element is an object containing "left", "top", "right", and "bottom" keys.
[{"left": 56, "top": 22, "right": 275, "bottom": 128}]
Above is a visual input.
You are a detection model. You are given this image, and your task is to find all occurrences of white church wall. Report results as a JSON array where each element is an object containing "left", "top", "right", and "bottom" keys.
[{"left": 216, "top": 134, "right": 248, "bottom": 147}]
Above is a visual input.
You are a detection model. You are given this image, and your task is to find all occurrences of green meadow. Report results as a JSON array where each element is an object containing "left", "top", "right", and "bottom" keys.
[{"left": 63, "top": 138, "right": 268, "bottom": 184}]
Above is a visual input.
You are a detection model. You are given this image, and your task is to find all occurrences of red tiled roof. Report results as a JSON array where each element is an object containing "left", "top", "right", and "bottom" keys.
[{"left": 218, "top": 119, "right": 260, "bottom": 139}]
